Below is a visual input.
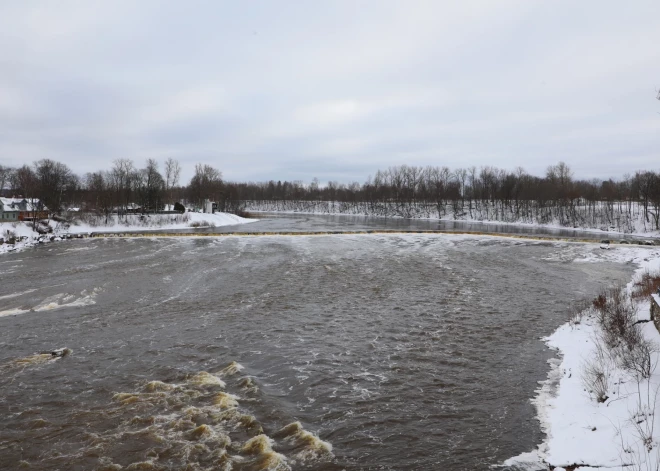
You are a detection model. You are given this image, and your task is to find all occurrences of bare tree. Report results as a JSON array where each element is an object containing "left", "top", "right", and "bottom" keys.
[
  {"left": 0, "top": 164, "right": 12, "bottom": 195},
  {"left": 188, "top": 163, "right": 223, "bottom": 208},
  {"left": 109, "top": 159, "right": 135, "bottom": 216},
  {"left": 164, "top": 157, "right": 182, "bottom": 206},
  {"left": 84, "top": 171, "right": 113, "bottom": 222},
  {"left": 34, "top": 159, "right": 75, "bottom": 213},
  {"left": 140, "top": 159, "right": 165, "bottom": 211},
  {"left": 10, "top": 165, "right": 40, "bottom": 228}
]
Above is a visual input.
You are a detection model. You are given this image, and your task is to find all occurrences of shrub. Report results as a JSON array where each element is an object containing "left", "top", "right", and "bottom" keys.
[
  {"left": 595, "top": 287, "right": 637, "bottom": 350},
  {"left": 3, "top": 229, "right": 17, "bottom": 244},
  {"left": 189, "top": 220, "right": 216, "bottom": 228},
  {"left": 569, "top": 298, "right": 591, "bottom": 326},
  {"left": 234, "top": 209, "right": 252, "bottom": 218},
  {"left": 593, "top": 285, "right": 658, "bottom": 380},
  {"left": 633, "top": 271, "right": 660, "bottom": 300},
  {"left": 174, "top": 202, "right": 185, "bottom": 213},
  {"left": 582, "top": 340, "right": 612, "bottom": 403},
  {"left": 593, "top": 293, "right": 607, "bottom": 312},
  {"left": 620, "top": 337, "right": 656, "bottom": 380}
]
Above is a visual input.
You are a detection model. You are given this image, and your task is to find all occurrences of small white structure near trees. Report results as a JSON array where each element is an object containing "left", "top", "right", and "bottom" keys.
[{"left": 202, "top": 199, "right": 217, "bottom": 214}]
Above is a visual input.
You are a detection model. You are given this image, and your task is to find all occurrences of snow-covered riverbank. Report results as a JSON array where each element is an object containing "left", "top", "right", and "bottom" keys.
[
  {"left": 244, "top": 201, "right": 660, "bottom": 239},
  {"left": 505, "top": 247, "right": 660, "bottom": 471},
  {"left": 0, "top": 212, "right": 256, "bottom": 255},
  {"left": 65, "top": 211, "right": 254, "bottom": 233}
]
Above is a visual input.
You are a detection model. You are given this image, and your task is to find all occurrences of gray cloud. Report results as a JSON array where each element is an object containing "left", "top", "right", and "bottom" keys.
[{"left": 0, "top": 0, "right": 658, "bottom": 184}]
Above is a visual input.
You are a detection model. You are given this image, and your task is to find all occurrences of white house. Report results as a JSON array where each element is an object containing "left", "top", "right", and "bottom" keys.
[{"left": 0, "top": 198, "right": 20, "bottom": 221}]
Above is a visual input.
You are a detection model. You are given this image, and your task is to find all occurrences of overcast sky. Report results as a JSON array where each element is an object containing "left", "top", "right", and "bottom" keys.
[{"left": 0, "top": 1, "right": 658, "bottom": 184}]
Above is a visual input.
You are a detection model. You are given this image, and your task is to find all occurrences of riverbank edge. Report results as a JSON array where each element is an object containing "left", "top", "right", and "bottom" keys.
[
  {"left": 503, "top": 247, "right": 660, "bottom": 471},
  {"left": 245, "top": 208, "right": 660, "bottom": 240},
  {"left": 0, "top": 212, "right": 257, "bottom": 255}
]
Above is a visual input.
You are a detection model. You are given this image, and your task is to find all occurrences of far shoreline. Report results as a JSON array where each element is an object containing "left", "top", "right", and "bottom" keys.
[{"left": 3, "top": 211, "right": 660, "bottom": 257}]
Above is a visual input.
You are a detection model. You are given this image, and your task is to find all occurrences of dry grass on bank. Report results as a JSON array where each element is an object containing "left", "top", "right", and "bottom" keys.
[
  {"left": 580, "top": 285, "right": 658, "bottom": 404},
  {"left": 633, "top": 271, "right": 660, "bottom": 300},
  {"left": 189, "top": 220, "right": 216, "bottom": 228}
]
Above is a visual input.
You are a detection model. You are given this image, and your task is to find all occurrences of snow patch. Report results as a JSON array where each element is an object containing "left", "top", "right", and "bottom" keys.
[{"left": 64, "top": 211, "right": 256, "bottom": 234}]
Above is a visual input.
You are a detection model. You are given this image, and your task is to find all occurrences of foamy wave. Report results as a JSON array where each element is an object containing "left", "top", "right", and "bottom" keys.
[
  {"left": 212, "top": 392, "right": 239, "bottom": 409},
  {"left": 28, "top": 362, "right": 332, "bottom": 470},
  {"left": 275, "top": 421, "right": 334, "bottom": 462},
  {"left": 0, "top": 348, "right": 71, "bottom": 372},
  {"left": 62, "top": 246, "right": 93, "bottom": 253},
  {"left": 0, "top": 288, "right": 37, "bottom": 300},
  {"left": 188, "top": 371, "right": 226, "bottom": 388},
  {"left": 0, "top": 307, "right": 30, "bottom": 317},
  {"left": 218, "top": 360, "right": 244, "bottom": 376},
  {"left": 242, "top": 435, "right": 291, "bottom": 471},
  {"left": 238, "top": 376, "right": 260, "bottom": 393},
  {"left": 0, "top": 288, "right": 102, "bottom": 317},
  {"left": 143, "top": 380, "right": 176, "bottom": 392}
]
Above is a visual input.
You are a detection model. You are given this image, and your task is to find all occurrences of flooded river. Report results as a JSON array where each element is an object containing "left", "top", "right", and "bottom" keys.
[{"left": 0, "top": 216, "right": 637, "bottom": 470}]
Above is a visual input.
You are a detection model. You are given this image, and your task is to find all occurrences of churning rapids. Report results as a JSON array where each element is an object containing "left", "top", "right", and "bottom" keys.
[{"left": 0, "top": 217, "right": 636, "bottom": 470}]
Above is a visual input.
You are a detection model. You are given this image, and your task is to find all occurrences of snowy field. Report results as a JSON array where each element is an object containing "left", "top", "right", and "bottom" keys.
[
  {"left": 0, "top": 211, "right": 256, "bottom": 255},
  {"left": 505, "top": 246, "right": 660, "bottom": 471}
]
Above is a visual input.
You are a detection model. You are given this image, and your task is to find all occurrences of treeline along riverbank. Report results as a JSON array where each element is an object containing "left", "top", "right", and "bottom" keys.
[
  {"left": 3, "top": 159, "right": 660, "bottom": 234},
  {"left": 229, "top": 163, "right": 660, "bottom": 234}
]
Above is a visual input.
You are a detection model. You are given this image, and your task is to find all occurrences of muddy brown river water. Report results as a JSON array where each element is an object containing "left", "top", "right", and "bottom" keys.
[{"left": 0, "top": 216, "right": 638, "bottom": 470}]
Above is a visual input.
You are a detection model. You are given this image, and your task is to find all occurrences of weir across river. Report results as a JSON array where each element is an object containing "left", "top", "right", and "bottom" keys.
[{"left": 88, "top": 227, "right": 660, "bottom": 247}]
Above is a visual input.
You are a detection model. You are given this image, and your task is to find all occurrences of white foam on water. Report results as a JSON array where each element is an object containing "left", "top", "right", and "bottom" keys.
[
  {"left": 32, "top": 293, "right": 66, "bottom": 311},
  {"left": 0, "top": 289, "right": 37, "bottom": 300},
  {"left": 188, "top": 371, "right": 226, "bottom": 388},
  {"left": 0, "top": 288, "right": 102, "bottom": 317},
  {"left": 212, "top": 392, "right": 239, "bottom": 409},
  {"left": 218, "top": 361, "right": 244, "bottom": 377},
  {"left": 73, "top": 362, "right": 335, "bottom": 471},
  {"left": 1, "top": 348, "right": 71, "bottom": 372},
  {"left": 0, "top": 307, "right": 29, "bottom": 317},
  {"left": 275, "top": 421, "right": 334, "bottom": 463},
  {"left": 62, "top": 246, "right": 93, "bottom": 252},
  {"left": 33, "top": 288, "right": 101, "bottom": 312}
]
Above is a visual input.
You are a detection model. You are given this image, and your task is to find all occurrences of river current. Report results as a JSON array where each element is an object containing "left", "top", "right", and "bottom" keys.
[{"left": 0, "top": 216, "right": 636, "bottom": 470}]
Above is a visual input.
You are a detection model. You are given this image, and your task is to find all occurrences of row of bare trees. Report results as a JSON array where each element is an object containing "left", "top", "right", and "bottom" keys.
[
  {"left": 228, "top": 162, "right": 660, "bottom": 232},
  {"left": 0, "top": 160, "right": 77, "bottom": 214},
  {"left": 0, "top": 158, "right": 224, "bottom": 219},
  {"left": 2, "top": 158, "right": 660, "bottom": 231}
]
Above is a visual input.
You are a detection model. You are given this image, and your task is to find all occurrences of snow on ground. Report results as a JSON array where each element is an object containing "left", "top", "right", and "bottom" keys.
[
  {"left": 64, "top": 211, "right": 255, "bottom": 234},
  {"left": 448, "top": 217, "right": 660, "bottom": 239},
  {"left": 504, "top": 247, "right": 660, "bottom": 471},
  {"left": 245, "top": 202, "right": 660, "bottom": 239},
  {"left": 0, "top": 212, "right": 256, "bottom": 255},
  {"left": 0, "top": 221, "right": 56, "bottom": 255}
]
